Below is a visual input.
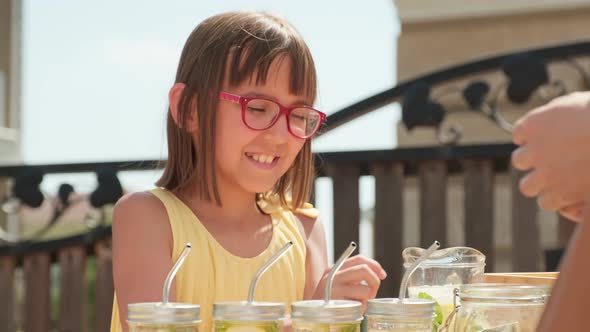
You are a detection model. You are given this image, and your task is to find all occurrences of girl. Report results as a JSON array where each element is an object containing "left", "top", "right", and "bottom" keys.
[{"left": 111, "top": 11, "right": 386, "bottom": 332}]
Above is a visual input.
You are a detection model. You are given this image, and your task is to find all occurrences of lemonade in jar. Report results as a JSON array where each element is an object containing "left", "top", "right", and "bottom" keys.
[
  {"left": 291, "top": 299, "right": 363, "bottom": 332},
  {"left": 453, "top": 284, "right": 550, "bottom": 332},
  {"left": 214, "top": 302, "right": 286, "bottom": 332},
  {"left": 366, "top": 298, "right": 436, "bottom": 332},
  {"left": 291, "top": 242, "right": 362, "bottom": 332},
  {"left": 127, "top": 302, "right": 201, "bottom": 332}
]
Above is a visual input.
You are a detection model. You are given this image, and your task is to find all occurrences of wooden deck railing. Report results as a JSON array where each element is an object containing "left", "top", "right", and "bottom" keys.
[
  {"left": 0, "top": 227, "right": 112, "bottom": 332},
  {"left": 1, "top": 39, "right": 589, "bottom": 331}
]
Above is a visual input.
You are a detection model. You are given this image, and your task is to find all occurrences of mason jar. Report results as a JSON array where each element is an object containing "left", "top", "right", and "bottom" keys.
[
  {"left": 291, "top": 300, "right": 363, "bottom": 332},
  {"left": 127, "top": 302, "right": 200, "bottom": 332},
  {"left": 214, "top": 301, "right": 286, "bottom": 332},
  {"left": 366, "top": 298, "right": 435, "bottom": 332},
  {"left": 454, "top": 283, "right": 550, "bottom": 332}
]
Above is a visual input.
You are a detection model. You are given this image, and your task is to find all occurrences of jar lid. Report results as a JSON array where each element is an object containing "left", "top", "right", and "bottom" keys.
[
  {"left": 367, "top": 298, "right": 435, "bottom": 319},
  {"left": 291, "top": 300, "right": 363, "bottom": 323},
  {"left": 127, "top": 302, "right": 200, "bottom": 324},
  {"left": 213, "top": 301, "right": 286, "bottom": 321},
  {"left": 459, "top": 283, "right": 550, "bottom": 304}
]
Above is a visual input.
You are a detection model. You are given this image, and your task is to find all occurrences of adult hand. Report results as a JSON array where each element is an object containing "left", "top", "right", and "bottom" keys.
[{"left": 512, "top": 91, "right": 590, "bottom": 220}]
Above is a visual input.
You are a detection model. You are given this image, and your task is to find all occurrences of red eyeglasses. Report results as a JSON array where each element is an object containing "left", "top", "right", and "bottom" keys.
[{"left": 218, "top": 91, "right": 326, "bottom": 139}]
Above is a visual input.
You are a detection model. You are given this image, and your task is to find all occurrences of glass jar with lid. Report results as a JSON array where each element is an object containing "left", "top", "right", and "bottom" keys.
[
  {"left": 453, "top": 283, "right": 550, "bottom": 332},
  {"left": 214, "top": 301, "right": 286, "bottom": 332},
  {"left": 291, "top": 299, "right": 363, "bottom": 332},
  {"left": 366, "top": 298, "right": 436, "bottom": 332},
  {"left": 127, "top": 302, "right": 201, "bottom": 332}
]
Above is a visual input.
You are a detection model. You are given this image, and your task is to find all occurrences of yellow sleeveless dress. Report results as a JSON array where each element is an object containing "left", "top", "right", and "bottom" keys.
[{"left": 110, "top": 188, "right": 317, "bottom": 332}]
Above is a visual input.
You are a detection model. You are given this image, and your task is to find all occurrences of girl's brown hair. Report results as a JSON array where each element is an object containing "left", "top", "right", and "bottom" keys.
[{"left": 156, "top": 11, "right": 317, "bottom": 210}]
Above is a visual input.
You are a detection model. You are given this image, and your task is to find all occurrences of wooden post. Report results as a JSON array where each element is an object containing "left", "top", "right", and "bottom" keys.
[
  {"left": 0, "top": 256, "right": 15, "bottom": 332},
  {"left": 511, "top": 168, "right": 539, "bottom": 272},
  {"left": 59, "top": 246, "right": 86, "bottom": 332},
  {"left": 328, "top": 164, "right": 360, "bottom": 257},
  {"left": 371, "top": 162, "right": 404, "bottom": 297},
  {"left": 463, "top": 159, "right": 495, "bottom": 271},
  {"left": 419, "top": 161, "right": 447, "bottom": 247},
  {"left": 95, "top": 239, "right": 114, "bottom": 332},
  {"left": 23, "top": 253, "right": 50, "bottom": 332}
]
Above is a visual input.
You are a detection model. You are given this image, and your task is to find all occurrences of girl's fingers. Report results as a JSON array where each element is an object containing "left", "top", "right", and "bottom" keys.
[
  {"left": 331, "top": 284, "right": 373, "bottom": 302},
  {"left": 338, "top": 255, "right": 387, "bottom": 279},
  {"left": 335, "top": 264, "right": 381, "bottom": 297}
]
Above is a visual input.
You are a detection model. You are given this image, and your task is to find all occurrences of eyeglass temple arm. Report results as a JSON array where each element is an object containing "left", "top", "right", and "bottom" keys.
[{"left": 218, "top": 91, "right": 241, "bottom": 103}]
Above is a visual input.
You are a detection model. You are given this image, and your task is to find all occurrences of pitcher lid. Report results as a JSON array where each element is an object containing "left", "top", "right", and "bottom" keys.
[{"left": 403, "top": 246, "right": 485, "bottom": 267}]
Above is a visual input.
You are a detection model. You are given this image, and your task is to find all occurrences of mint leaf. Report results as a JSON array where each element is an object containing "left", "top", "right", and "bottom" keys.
[{"left": 418, "top": 292, "right": 443, "bottom": 331}]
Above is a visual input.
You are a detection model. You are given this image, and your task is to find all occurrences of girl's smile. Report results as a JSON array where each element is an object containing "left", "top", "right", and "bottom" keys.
[{"left": 245, "top": 152, "right": 280, "bottom": 169}]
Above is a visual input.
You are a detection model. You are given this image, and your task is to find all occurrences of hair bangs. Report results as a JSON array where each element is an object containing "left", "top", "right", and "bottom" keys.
[{"left": 226, "top": 31, "right": 317, "bottom": 105}]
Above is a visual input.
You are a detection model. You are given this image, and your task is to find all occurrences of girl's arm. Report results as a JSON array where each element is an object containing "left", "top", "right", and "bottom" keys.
[
  {"left": 112, "top": 192, "right": 175, "bottom": 332},
  {"left": 295, "top": 213, "right": 329, "bottom": 299}
]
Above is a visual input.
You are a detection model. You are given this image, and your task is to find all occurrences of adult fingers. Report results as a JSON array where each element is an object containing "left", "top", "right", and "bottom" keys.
[
  {"left": 559, "top": 202, "right": 586, "bottom": 223},
  {"left": 512, "top": 145, "right": 535, "bottom": 171},
  {"left": 519, "top": 169, "right": 548, "bottom": 198}
]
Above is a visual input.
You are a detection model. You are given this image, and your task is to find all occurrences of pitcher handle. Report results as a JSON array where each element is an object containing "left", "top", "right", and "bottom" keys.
[{"left": 438, "top": 288, "right": 460, "bottom": 332}]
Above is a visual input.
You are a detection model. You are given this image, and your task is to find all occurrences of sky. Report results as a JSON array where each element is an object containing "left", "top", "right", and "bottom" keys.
[{"left": 20, "top": 0, "right": 400, "bottom": 261}]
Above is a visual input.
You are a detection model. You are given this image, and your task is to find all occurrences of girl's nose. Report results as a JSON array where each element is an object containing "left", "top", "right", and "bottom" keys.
[{"left": 263, "top": 113, "right": 290, "bottom": 142}]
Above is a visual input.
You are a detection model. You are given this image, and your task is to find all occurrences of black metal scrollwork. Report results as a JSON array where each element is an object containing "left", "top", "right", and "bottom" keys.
[{"left": 401, "top": 53, "right": 590, "bottom": 144}]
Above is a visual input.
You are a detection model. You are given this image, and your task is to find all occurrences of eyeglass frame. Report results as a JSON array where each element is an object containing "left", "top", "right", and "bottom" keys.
[{"left": 218, "top": 91, "right": 326, "bottom": 139}]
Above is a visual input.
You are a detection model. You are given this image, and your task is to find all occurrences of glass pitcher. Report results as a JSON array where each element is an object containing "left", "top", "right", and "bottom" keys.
[{"left": 403, "top": 246, "right": 486, "bottom": 320}]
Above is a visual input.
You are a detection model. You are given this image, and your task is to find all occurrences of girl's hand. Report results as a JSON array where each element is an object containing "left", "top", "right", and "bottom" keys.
[{"left": 311, "top": 255, "right": 387, "bottom": 305}]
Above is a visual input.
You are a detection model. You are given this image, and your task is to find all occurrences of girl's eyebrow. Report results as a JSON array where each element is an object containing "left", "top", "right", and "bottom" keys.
[{"left": 242, "top": 91, "right": 311, "bottom": 106}]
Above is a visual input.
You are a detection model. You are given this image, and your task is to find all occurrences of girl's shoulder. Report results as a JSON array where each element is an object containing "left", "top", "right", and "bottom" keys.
[
  {"left": 112, "top": 191, "right": 172, "bottom": 246},
  {"left": 113, "top": 191, "right": 166, "bottom": 219}
]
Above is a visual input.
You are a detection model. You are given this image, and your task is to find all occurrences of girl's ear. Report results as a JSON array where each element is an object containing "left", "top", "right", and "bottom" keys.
[{"left": 169, "top": 83, "right": 198, "bottom": 132}]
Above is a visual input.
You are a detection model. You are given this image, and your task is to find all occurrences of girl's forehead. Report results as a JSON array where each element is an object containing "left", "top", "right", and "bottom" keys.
[{"left": 223, "top": 54, "right": 314, "bottom": 104}]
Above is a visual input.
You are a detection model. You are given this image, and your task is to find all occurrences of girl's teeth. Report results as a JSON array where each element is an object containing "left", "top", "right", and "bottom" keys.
[{"left": 249, "top": 154, "right": 275, "bottom": 164}]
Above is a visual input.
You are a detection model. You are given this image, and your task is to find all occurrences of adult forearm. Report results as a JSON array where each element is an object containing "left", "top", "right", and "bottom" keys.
[{"left": 536, "top": 210, "right": 590, "bottom": 331}]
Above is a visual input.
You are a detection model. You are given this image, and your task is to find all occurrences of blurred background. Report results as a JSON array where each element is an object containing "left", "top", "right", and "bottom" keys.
[{"left": 1, "top": 0, "right": 590, "bottom": 331}]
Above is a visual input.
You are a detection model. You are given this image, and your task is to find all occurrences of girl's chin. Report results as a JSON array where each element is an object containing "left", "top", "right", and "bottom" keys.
[
  {"left": 246, "top": 185, "right": 275, "bottom": 194},
  {"left": 241, "top": 181, "right": 277, "bottom": 195}
]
